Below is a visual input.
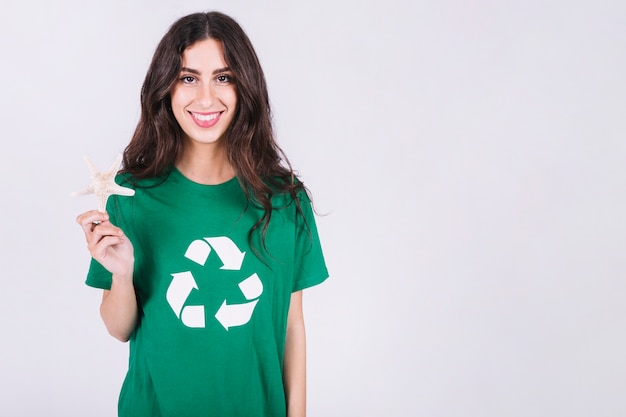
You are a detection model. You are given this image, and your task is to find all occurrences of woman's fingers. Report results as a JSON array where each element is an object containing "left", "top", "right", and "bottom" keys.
[
  {"left": 76, "top": 209, "right": 108, "bottom": 224},
  {"left": 90, "top": 234, "right": 126, "bottom": 259},
  {"left": 87, "top": 224, "right": 123, "bottom": 247},
  {"left": 77, "top": 210, "right": 124, "bottom": 255},
  {"left": 76, "top": 210, "right": 110, "bottom": 234}
]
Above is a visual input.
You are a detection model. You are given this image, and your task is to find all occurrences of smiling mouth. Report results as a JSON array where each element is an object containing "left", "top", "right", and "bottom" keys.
[
  {"left": 190, "top": 111, "right": 222, "bottom": 127},
  {"left": 194, "top": 112, "right": 218, "bottom": 121}
]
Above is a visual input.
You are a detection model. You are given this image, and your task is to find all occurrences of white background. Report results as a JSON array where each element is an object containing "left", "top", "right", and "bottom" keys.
[{"left": 1, "top": 0, "right": 625, "bottom": 416}]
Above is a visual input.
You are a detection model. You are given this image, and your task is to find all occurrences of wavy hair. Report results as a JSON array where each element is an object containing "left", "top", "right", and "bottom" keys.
[{"left": 122, "top": 11, "right": 308, "bottom": 249}]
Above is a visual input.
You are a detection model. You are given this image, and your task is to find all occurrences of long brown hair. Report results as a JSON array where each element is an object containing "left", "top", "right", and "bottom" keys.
[{"left": 122, "top": 11, "right": 308, "bottom": 248}]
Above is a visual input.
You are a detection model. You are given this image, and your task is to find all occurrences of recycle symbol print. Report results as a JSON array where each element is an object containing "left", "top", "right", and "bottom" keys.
[{"left": 165, "top": 236, "right": 263, "bottom": 330}]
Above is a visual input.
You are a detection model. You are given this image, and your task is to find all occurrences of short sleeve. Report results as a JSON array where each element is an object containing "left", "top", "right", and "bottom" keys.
[
  {"left": 85, "top": 257, "right": 113, "bottom": 290},
  {"left": 292, "top": 193, "right": 329, "bottom": 292}
]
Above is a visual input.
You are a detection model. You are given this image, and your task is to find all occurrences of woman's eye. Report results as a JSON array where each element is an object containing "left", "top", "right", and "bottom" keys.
[
  {"left": 216, "top": 74, "right": 232, "bottom": 83},
  {"left": 180, "top": 76, "right": 196, "bottom": 83}
]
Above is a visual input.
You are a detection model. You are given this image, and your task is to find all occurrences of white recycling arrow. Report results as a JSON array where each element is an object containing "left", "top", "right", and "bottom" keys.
[
  {"left": 166, "top": 272, "right": 197, "bottom": 317},
  {"left": 204, "top": 237, "right": 246, "bottom": 270},
  {"left": 215, "top": 273, "right": 263, "bottom": 330},
  {"left": 181, "top": 305, "right": 205, "bottom": 328},
  {"left": 215, "top": 299, "right": 259, "bottom": 330},
  {"left": 238, "top": 273, "right": 263, "bottom": 300},
  {"left": 184, "top": 239, "right": 212, "bottom": 265},
  {"left": 166, "top": 271, "right": 205, "bottom": 328}
]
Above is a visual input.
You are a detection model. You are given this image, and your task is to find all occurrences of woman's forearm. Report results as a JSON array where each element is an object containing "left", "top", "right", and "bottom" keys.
[
  {"left": 100, "top": 273, "right": 138, "bottom": 342},
  {"left": 284, "top": 291, "right": 307, "bottom": 417}
]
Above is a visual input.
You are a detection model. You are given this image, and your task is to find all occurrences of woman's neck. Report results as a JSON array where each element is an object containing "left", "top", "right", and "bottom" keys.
[{"left": 175, "top": 143, "right": 236, "bottom": 185}]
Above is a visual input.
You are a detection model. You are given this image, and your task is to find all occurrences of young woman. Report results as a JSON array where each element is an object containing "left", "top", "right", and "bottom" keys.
[{"left": 76, "top": 11, "right": 328, "bottom": 417}]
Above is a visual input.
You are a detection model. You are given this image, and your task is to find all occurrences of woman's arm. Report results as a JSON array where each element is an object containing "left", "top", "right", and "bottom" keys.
[
  {"left": 100, "top": 276, "right": 137, "bottom": 342},
  {"left": 77, "top": 210, "right": 138, "bottom": 342},
  {"left": 283, "top": 290, "right": 307, "bottom": 417}
]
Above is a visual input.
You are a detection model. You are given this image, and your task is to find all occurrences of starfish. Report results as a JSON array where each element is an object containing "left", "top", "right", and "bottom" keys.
[{"left": 71, "top": 154, "right": 135, "bottom": 213}]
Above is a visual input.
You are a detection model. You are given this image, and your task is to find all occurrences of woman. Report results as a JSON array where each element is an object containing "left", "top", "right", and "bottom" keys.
[{"left": 76, "top": 11, "right": 328, "bottom": 417}]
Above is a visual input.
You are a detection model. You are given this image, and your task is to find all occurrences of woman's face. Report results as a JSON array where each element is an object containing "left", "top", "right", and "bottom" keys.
[{"left": 170, "top": 38, "right": 237, "bottom": 148}]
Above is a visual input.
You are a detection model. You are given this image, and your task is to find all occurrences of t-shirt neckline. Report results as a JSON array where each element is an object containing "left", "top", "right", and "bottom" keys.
[{"left": 170, "top": 167, "right": 240, "bottom": 195}]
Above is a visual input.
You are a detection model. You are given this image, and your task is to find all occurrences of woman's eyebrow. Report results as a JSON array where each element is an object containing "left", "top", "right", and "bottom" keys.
[
  {"left": 212, "top": 67, "right": 231, "bottom": 75},
  {"left": 180, "top": 67, "right": 201, "bottom": 75},
  {"left": 180, "top": 67, "right": 232, "bottom": 76}
]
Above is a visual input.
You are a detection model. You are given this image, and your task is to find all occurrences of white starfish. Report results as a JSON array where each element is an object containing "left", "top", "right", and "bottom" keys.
[{"left": 71, "top": 154, "right": 135, "bottom": 213}]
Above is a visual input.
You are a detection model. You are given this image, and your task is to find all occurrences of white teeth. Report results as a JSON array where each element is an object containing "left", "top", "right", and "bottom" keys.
[{"left": 193, "top": 113, "right": 218, "bottom": 121}]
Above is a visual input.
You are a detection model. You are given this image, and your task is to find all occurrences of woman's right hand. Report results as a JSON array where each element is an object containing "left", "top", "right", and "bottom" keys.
[{"left": 76, "top": 210, "right": 135, "bottom": 279}]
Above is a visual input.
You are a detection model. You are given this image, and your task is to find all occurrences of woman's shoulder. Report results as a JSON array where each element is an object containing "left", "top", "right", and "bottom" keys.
[
  {"left": 115, "top": 171, "right": 135, "bottom": 186},
  {"left": 115, "top": 170, "right": 170, "bottom": 189}
]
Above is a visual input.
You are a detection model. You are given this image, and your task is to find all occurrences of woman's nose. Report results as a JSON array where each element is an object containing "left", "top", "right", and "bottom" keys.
[{"left": 197, "top": 83, "right": 215, "bottom": 106}]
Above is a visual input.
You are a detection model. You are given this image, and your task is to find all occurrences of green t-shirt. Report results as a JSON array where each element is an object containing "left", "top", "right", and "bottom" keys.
[{"left": 85, "top": 168, "right": 328, "bottom": 417}]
